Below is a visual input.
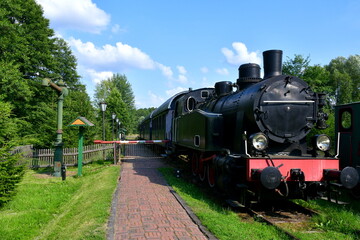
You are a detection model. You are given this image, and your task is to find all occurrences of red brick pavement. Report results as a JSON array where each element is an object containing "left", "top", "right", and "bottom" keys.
[{"left": 108, "top": 157, "right": 211, "bottom": 240}]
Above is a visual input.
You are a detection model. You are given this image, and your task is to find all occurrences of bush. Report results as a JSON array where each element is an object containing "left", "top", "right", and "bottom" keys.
[{"left": 0, "top": 145, "right": 25, "bottom": 207}]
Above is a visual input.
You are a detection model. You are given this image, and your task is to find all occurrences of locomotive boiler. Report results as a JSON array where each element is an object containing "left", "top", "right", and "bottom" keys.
[{"left": 139, "top": 50, "right": 359, "bottom": 203}]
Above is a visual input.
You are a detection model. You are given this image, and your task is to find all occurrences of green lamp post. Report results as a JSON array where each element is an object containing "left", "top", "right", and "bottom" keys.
[{"left": 42, "top": 78, "right": 69, "bottom": 178}]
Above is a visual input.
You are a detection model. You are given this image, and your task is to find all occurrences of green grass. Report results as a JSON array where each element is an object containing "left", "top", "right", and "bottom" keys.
[
  {"left": 0, "top": 161, "right": 120, "bottom": 240},
  {"left": 160, "top": 167, "right": 360, "bottom": 240},
  {"left": 292, "top": 197, "right": 360, "bottom": 240},
  {"left": 159, "top": 167, "right": 291, "bottom": 240}
]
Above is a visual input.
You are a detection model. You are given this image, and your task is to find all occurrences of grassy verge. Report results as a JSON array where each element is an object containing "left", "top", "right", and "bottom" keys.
[
  {"left": 0, "top": 160, "right": 120, "bottom": 240},
  {"left": 292, "top": 196, "right": 360, "bottom": 240},
  {"left": 160, "top": 167, "right": 360, "bottom": 240},
  {"left": 159, "top": 167, "right": 291, "bottom": 240}
]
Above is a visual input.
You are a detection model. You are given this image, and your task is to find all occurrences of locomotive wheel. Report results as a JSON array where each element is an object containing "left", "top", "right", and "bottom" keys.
[
  {"left": 199, "top": 161, "right": 206, "bottom": 182},
  {"left": 207, "top": 163, "right": 216, "bottom": 188},
  {"left": 191, "top": 153, "right": 199, "bottom": 176}
]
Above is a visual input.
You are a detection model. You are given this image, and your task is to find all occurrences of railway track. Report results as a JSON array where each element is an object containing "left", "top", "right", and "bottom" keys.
[{"left": 227, "top": 199, "right": 319, "bottom": 240}]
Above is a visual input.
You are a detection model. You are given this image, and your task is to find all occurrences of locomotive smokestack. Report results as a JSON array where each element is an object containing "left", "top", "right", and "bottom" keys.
[{"left": 263, "top": 50, "right": 283, "bottom": 79}]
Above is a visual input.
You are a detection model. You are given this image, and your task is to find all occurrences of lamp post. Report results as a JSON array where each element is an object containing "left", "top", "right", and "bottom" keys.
[
  {"left": 118, "top": 121, "right": 122, "bottom": 140},
  {"left": 99, "top": 102, "right": 107, "bottom": 140},
  {"left": 42, "top": 78, "right": 68, "bottom": 178},
  {"left": 99, "top": 102, "right": 107, "bottom": 161},
  {"left": 115, "top": 118, "right": 119, "bottom": 140},
  {"left": 112, "top": 113, "right": 116, "bottom": 140}
]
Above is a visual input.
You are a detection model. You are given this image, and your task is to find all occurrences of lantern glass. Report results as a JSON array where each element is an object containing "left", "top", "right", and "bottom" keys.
[{"left": 100, "top": 102, "right": 107, "bottom": 112}]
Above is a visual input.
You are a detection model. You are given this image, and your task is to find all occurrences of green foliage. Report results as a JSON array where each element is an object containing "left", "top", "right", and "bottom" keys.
[
  {"left": 0, "top": 0, "right": 98, "bottom": 148},
  {"left": 283, "top": 54, "right": 311, "bottom": 77},
  {"left": 63, "top": 88, "right": 99, "bottom": 147},
  {"left": 326, "top": 55, "right": 360, "bottom": 104},
  {"left": 135, "top": 107, "right": 155, "bottom": 133},
  {"left": 0, "top": 100, "right": 18, "bottom": 145},
  {"left": 95, "top": 74, "right": 136, "bottom": 136},
  {"left": 0, "top": 145, "right": 25, "bottom": 207}
]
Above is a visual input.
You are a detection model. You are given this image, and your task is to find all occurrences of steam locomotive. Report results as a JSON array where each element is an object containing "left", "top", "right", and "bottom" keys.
[{"left": 139, "top": 50, "right": 359, "bottom": 203}]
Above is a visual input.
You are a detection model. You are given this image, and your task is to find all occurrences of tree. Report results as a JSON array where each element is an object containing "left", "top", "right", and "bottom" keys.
[
  {"left": 51, "top": 38, "right": 81, "bottom": 88},
  {"left": 94, "top": 74, "right": 136, "bottom": 135},
  {"left": 302, "top": 65, "right": 331, "bottom": 94},
  {"left": 0, "top": 101, "right": 25, "bottom": 207},
  {"left": 326, "top": 55, "right": 360, "bottom": 105},
  {"left": 0, "top": 0, "right": 94, "bottom": 148},
  {"left": 63, "top": 88, "right": 99, "bottom": 147},
  {"left": 282, "top": 54, "right": 311, "bottom": 77},
  {"left": 283, "top": 54, "right": 332, "bottom": 98},
  {"left": 0, "top": 145, "right": 25, "bottom": 207}
]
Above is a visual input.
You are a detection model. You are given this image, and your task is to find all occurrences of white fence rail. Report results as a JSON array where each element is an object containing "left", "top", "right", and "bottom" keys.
[{"left": 14, "top": 144, "right": 115, "bottom": 168}]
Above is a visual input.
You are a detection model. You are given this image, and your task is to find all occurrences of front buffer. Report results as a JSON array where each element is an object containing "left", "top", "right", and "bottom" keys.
[{"left": 247, "top": 157, "right": 359, "bottom": 199}]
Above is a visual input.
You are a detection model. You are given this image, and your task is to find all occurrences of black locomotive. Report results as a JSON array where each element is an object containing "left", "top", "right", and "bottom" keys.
[{"left": 139, "top": 50, "right": 359, "bottom": 203}]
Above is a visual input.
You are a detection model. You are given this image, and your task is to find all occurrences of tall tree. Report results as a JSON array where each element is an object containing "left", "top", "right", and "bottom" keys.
[
  {"left": 282, "top": 54, "right": 311, "bottom": 77},
  {"left": 94, "top": 74, "right": 136, "bottom": 135},
  {"left": 63, "top": 87, "right": 99, "bottom": 147},
  {"left": 51, "top": 38, "right": 81, "bottom": 88},
  {"left": 326, "top": 55, "right": 360, "bottom": 104},
  {"left": 0, "top": 0, "right": 95, "bottom": 148}
]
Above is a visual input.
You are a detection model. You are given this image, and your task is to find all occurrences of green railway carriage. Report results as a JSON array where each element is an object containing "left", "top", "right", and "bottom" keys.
[{"left": 335, "top": 102, "right": 360, "bottom": 173}]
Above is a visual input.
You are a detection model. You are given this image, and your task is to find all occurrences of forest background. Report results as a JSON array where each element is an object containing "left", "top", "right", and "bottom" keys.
[{"left": 0, "top": 0, "right": 359, "bottom": 150}]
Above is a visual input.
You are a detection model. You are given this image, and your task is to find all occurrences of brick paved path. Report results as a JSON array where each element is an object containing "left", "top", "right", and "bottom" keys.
[{"left": 108, "top": 156, "right": 212, "bottom": 240}]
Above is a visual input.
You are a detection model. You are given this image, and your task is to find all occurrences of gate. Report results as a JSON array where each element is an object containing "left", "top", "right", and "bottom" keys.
[{"left": 95, "top": 140, "right": 169, "bottom": 162}]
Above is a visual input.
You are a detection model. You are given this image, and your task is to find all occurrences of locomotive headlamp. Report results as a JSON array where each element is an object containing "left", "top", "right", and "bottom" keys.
[
  {"left": 315, "top": 134, "right": 331, "bottom": 151},
  {"left": 250, "top": 133, "right": 268, "bottom": 151}
]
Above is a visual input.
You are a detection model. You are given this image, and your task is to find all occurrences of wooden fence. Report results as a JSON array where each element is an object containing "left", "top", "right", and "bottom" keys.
[{"left": 14, "top": 144, "right": 115, "bottom": 168}]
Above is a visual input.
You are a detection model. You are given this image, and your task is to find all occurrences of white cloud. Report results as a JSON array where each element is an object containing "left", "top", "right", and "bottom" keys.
[
  {"left": 36, "top": 0, "right": 110, "bottom": 34},
  {"left": 111, "top": 24, "right": 120, "bottom": 33},
  {"left": 221, "top": 42, "right": 261, "bottom": 65},
  {"left": 148, "top": 91, "right": 165, "bottom": 107},
  {"left": 177, "top": 66, "right": 187, "bottom": 75},
  {"left": 86, "top": 69, "right": 114, "bottom": 84},
  {"left": 156, "top": 63, "right": 174, "bottom": 79},
  {"left": 68, "top": 38, "right": 177, "bottom": 80},
  {"left": 166, "top": 87, "right": 188, "bottom": 96},
  {"left": 111, "top": 24, "right": 125, "bottom": 34},
  {"left": 216, "top": 68, "right": 229, "bottom": 75},
  {"left": 200, "top": 67, "right": 209, "bottom": 74},
  {"left": 177, "top": 75, "right": 188, "bottom": 84},
  {"left": 69, "top": 38, "right": 156, "bottom": 70}
]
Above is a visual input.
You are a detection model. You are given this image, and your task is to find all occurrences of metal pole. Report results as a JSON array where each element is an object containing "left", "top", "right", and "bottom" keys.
[
  {"left": 112, "top": 118, "right": 115, "bottom": 140},
  {"left": 42, "top": 78, "right": 68, "bottom": 178},
  {"left": 54, "top": 81, "right": 67, "bottom": 178},
  {"left": 102, "top": 110, "right": 106, "bottom": 160},
  {"left": 77, "top": 126, "right": 84, "bottom": 176},
  {"left": 102, "top": 110, "right": 105, "bottom": 140}
]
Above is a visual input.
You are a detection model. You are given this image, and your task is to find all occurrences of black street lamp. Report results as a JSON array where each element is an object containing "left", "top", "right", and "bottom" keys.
[
  {"left": 112, "top": 113, "right": 116, "bottom": 140},
  {"left": 99, "top": 102, "right": 107, "bottom": 140}
]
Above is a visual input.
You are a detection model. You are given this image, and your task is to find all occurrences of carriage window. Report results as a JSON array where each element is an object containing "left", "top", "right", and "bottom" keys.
[
  {"left": 201, "top": 91, "right": 209, "bottom": 99},
  {"left": 186, "top": 97, "right": 196, "bottom": 112},
  {"left": 341, "top": 110, "right": 352, "bottom": 130}
]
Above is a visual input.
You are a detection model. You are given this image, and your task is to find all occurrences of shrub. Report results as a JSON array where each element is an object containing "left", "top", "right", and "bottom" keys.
[{"left": 0, "top": 145, "right": 25, "bottom": 207}]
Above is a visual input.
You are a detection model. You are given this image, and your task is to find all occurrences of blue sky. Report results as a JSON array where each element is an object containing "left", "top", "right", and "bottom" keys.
[{"left": 36, "top": 0, "right": 360, "bottom": 108}]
